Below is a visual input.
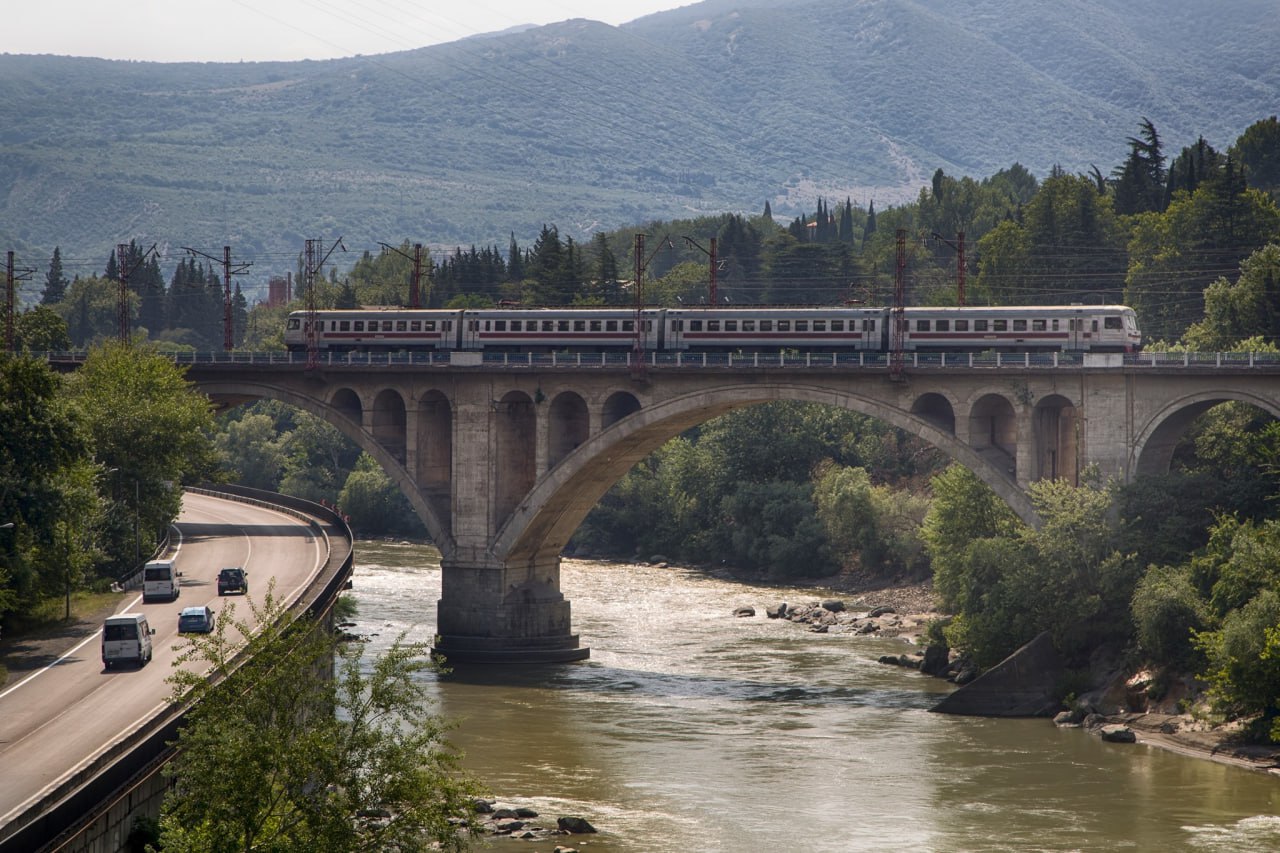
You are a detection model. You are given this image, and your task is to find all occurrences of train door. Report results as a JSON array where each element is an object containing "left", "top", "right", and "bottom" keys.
[{"left": 1068, "top": 312, "right": 1083, "bottom": 351}]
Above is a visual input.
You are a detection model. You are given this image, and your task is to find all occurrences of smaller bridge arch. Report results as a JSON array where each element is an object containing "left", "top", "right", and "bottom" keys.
[{"left": 1132, "top": 389, "right": 1280, "bottom": 477}]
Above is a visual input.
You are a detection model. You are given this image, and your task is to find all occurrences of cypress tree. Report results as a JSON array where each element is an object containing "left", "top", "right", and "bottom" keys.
[{"left": 42, "top": 247, "right": 68, "bottom": 304}]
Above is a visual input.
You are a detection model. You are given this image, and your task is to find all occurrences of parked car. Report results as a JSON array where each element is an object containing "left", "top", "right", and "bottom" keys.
[
  {"left": 217, "top": 567, "right": 248, "bottom": 595},
  {"left": 177, "top": 605, "right": 216, "bottom": 634}
]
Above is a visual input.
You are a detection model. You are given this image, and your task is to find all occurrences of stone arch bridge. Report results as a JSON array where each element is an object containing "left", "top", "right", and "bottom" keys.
[{"left": 175, "top": 350, "right": 1280, "bottom": 662}]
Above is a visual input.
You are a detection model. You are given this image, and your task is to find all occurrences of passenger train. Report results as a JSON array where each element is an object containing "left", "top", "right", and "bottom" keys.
[{"left": 284, "top": 305, "right": 1141, "bottom": 355}]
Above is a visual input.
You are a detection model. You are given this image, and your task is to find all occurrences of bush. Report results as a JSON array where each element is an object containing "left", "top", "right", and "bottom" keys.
[{"left": 1131, "top": 564, "right": 1210, "bottom": 668}]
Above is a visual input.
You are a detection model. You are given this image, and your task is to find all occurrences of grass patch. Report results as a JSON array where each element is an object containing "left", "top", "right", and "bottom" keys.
[{"left": 3, "top": 590, "right": 127, "bottom": 639}]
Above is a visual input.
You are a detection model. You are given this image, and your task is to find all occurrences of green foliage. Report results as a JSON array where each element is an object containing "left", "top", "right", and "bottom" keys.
[
  {"left": 926, "top": 470, "right": 1140, "bottom": 668},
  {"left": 1232, "top": 115, "right": 1280, "bottom": 195},
  {"left": 214, "top": 413, "right": 286, "bottom": 491},
  {"left": 722, "top": 480, "right": 836, "bottom": 578},
  {"left": 1182, "top": 243, "right": 1280, "bottom": 350},
  {"left": 1131, "top": 564, "right": 1210, "bottom": 668},
  {"left": 14, "top": 305, "right": 71, "bottom": 351},
  {"left": 162, "top": 592, "right": 482, "bottom": 851},
  {"left": 66, "top": 343, "right": 219, "bottom": 573},
  {"left": 1194, "top": 589, "right": 1280, "bottom": 738},
  {"left": 339, "top": 455, "right": 424, "bottom": 537}
]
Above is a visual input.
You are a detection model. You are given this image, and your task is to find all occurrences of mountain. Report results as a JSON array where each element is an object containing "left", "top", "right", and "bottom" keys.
[{"left": 0, "top": 0, "right": 1275, "bottom": 288}]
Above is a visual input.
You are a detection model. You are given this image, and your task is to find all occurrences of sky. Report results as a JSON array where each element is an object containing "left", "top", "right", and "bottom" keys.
[{"left": 6, "top": 0, "right": 693, "bottom": 63}]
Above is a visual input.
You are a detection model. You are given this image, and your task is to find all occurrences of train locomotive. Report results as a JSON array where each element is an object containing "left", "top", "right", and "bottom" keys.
[{"left": 284, "top": 304, "right": 1141, "bottom": 355}]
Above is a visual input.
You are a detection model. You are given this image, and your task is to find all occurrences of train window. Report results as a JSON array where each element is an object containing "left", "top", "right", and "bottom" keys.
[
  {"left": 831, "top": 320, "right": 844, "bottom": 331},
  {"left": 623, "top": 320, "right": 634, "bottom": 332},
  {"left": 778, "top": 321, "right": 790, "bottom": 331},
  {"left": 542, "top": 320, "right": 554, "bottom": 331},
  {"left": 993, "top": 320, "right": 1007, "bottom": 332},
  {"left": 590, "top": 320, "right": 602, "bottom": 332},
  {"left": 708, "top": 320, "right": 721, "bottom": 332},
  {"left": 354, "top": 321, "right": 365, "bottom": 332},
  {"left": 643, "top": 320, "right": 653, "bottom": 331},
  {"left": 1013, "top": 319, "right": 1027, "bottom": 332},
  {"left": 1092, "top": 320, "right": 1099, "bottom": 332},
  {"left": 574, "top": 320, "right": 586, "bottom": 332},
  {"left": 606, "top": 320, "right": 618, "bottom": 332},
  {"left": 936, "top": 320, "right": 949, "bottom": 332},
  {"left": 796, "top": 321, "right": 808, "bottom": 332},
  {"left": 495, "top": 320, "right": 507, "bottom": 332},
  {"left": 814, "top": 320, "right": 826, "bottom": 332},
  {"left": 974, "top": 320, "right": 988, "bottom": 332},
  {"left": 287, "top": 318, "right": 300, "bottom": 330},
  {"left": 1104, "top": 316, "right": 1122, "bottom": 330},
  {"left": 468, "top": 320, "right": 478, "bottom": 331},
  {"left": 725, "top": 321, "right": 738, "bottom": 332},
  {"left": 1051, "top": 319, "right": 1059, "bottom": 331},
  {"left": 511, "top": 320, "right": 522, "bottom": 331},
  {"left": 1032, "top": 319, "right": 1046, "bottom": 331},
  {"left": 558, "top": 320, "right": 570, "bottom": 332},
  {"left": 955, "top": 319, "right": 968, "bottom": 331},
  {"left": 422, "top": 321, "right": 433, "bottom": 331},
  {"left": 383, "top": 321, "right": 393, "bottom": 331},
  {"left": 690, "top": 320, "right": 703, "bottom": 331},
  {"left": 863, "top": 319, "right": 876, "bottom": 331},
  {"left": 761, "top": 320, "right": 773, "bottom": 332},
  {"left": 445, "top": 320, "right": 452, "bottom": 330},
  {"left": 916, "top": 320, "right": 930, "bottom": 332},
  {"left": 395, "top": 321, "right": 405, "bottom": 331},
  {"left": 743, "top": 320, "right": 755, "bottom": 332}
]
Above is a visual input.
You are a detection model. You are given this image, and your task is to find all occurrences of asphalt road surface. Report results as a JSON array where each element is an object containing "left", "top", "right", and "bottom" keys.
[{"left": 0, "top": 491, "right": 326, "bottom": 825}]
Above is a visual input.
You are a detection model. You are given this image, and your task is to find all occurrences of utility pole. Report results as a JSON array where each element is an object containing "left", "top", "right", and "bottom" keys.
[
  {"left": 304, "top": 237, "right": 345, "bottom": 369},
  {"left": 631, "top": 233, "right": 672, "bottom": 380},
  {"left": 682, "top": 235, "right": 722, "bottom": 307},
  {"left": 5, "top": 252, "right": 34, "bottom": 353},
  {"left": 377, "top": 241, "right": 428, "bottom": 308},
  {"left": 113, "top": 243, "right": 158, "bottom": 346},
  {"left": 182, "top": 245, "right": 252, "bottom": 350},
  {"left": 931, "top": 231, "right": 966, "bottom": 306},
  {"left": 890, "top": 228, "right": 907, "bottom": 380}
]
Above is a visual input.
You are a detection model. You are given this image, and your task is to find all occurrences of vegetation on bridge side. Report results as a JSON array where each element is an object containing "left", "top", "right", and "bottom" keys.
[
  {"left": 160, "top": 590, "right": 483, "bottom": 852},
  {"left": 0, "top": 343, "right": 217, "bottom": 644}
]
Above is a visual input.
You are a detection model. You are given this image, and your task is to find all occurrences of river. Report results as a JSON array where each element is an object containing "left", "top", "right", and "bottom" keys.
[{"left": 348, "top": 541, "right": 1280, "bottom": 852}]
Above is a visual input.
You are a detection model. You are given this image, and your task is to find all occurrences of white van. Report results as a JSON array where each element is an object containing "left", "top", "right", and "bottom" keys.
[
  {"left": 102, "top": 613, "right": 155, "bottom": 668},
  {"left": 142, "top": 559, "right": 181, "bottom": 603}
]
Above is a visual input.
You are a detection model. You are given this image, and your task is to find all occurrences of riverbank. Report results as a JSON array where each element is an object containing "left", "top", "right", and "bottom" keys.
[{"left": 706, "top": 564, "right": 1280, "bottom": 777}]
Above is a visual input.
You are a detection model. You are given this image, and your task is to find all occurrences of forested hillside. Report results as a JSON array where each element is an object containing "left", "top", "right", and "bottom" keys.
[{"left": 1, "top": 0, "right": 1276, "bottom": 287}]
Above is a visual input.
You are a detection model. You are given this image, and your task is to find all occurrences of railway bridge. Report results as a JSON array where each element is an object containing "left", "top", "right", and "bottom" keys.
[{"left": 159, "top": 349, "right": 1280, "bottom": 662}]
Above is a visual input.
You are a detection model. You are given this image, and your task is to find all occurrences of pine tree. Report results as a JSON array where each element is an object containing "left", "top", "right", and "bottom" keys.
[
  {"left": 862, "top": 200, "right": 877, "bottom": 247},
  {"left": 1112, "top": 118, "right": 1167, "bottom": 215},
  {"left": 763, "top": 200, "right": 772, "bottom": 219},
  {"left": 42, "top": 247, "right": 69, "bottom": 304}
]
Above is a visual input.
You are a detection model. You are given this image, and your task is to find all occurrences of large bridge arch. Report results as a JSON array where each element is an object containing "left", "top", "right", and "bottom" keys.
[
  {"left": 197, "top": 379, "right": 455, "bottom": 552},
  {"left": 1132, "top": 390, "right": 1280, "bottom": 477},
  {"left": 496, "top": 381, "right": 1037, "bottom": 569}
]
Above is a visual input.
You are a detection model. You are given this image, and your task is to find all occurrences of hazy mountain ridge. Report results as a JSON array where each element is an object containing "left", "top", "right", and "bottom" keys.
[{"left": 0, "top": 0, "right": 1274, "bottom": 283}]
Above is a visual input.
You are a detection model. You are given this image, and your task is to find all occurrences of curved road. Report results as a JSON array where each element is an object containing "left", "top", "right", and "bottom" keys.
[{"left": 0, "top": 491, "right": 327, "bottom": 827}]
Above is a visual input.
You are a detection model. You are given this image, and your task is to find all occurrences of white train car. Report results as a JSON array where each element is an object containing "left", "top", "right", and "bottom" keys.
[
  {"left": 899, "top": 305, "right": 1140, "bottom": 352},
  {"left": 285, "top": 309, "right": 463, "bottom": 352},
  {"left": 460, "top": 308, "right": 664, "bottom": 352},
  {"left": 662, "top": 307, "right": 888, "bottom": 351}
]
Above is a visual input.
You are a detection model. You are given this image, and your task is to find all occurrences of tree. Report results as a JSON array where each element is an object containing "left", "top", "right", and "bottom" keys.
[
  {"left": 15, "top": 305, "right": 71, "bottom": 352},
  {"left": 1182, "top": 243, "right": 1280, "bottom": 349},
  {"left": 339, "top": 454, "right": 422, "bottom": 536},
  {"left": 0, "top": 355, "right": 90, "bottom": 619},
  {"left": 1112, "top": 117, "right": 1166, "bottom": 215},
  {"left": 41, "top": 247, "right": 68, "bottom": 305},
  {"left": 65, "top": 343, "right": 218, "bottom": 570},
  {"left": 214, "top": 412, "right": 286, "bottom": 491},
  {"left": 161, "top": 594, "right": 482, "bottom": 851},
  {"left": 1232, "top": 115, "right": 1280, "bottom": 195}
]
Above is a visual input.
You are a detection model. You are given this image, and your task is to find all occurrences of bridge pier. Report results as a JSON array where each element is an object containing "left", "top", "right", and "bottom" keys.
[{"left": 432, "top": 557, "right": 588, "bottom": 663}]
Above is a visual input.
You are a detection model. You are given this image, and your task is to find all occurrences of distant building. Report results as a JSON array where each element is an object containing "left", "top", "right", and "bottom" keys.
[{"left": 267, "top": 274, "right": 292, "bottom": 307}]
